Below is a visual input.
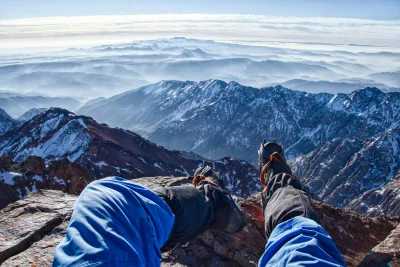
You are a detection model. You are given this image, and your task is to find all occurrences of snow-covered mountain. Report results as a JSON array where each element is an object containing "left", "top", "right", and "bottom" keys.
[
  {"left": 348, "top": 173, "right": 400, "bottom": 218},
  {"left": 75, "top": 80, "right": 400, "bottom": 217},
  {"left": 77, "top": 80, "right": 400, "bottom": 163},
  {"left": 0, "top": 108, "right": 260, "bottom": 201},
  {"left": 17, "top": 108, "right": 48, "bottom": 121},
  {"left": 0, "top": 108, "right": 19, "bottom": 134},
  {"left": 290, "top": 124, "right": 400, "bottom": 217}
]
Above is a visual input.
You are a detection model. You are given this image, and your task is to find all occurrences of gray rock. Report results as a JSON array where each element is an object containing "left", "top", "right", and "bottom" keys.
[
  {"left": 358, "top": 224, "right": 400, "bottom": 266},
  {"left": 0, "top": 190, "right": 76, "bottom": 266}
]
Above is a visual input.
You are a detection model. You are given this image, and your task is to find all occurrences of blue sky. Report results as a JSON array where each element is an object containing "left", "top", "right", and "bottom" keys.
[{"left": 1, "top": 0, "right": 400, "bottom": 20}]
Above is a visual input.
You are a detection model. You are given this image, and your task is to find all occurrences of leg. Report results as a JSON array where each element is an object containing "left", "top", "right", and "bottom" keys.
[
  {"left": 258, "top": 142, "right": 346, "bottom": 266},
  {"left": 154, "top": 167, "right": 245, "bottom": 251},
  {"left": 53, "top": 177, "right": 174, "bottom": 267}
]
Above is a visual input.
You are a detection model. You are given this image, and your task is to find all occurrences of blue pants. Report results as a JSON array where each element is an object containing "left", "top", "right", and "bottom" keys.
[{"left": 54, "top": 177, "right": 345, "bottom": 266}]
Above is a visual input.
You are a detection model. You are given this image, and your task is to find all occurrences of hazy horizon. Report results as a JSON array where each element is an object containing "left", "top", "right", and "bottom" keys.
[
  {"left": 0, "top": 1, "right": 399, "bottom": 102},
  {"left": 1, "top": 14, "right": 399, "bottom": 53}
]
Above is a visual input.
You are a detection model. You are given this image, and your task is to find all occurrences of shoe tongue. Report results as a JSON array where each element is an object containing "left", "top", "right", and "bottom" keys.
[
  {"left": 259, "top": 142, "right": 283, "bottom": 167},
  {"left": 267, "top": 153, "right": 292, "bottom": 178},
  {"left": 194, "top": 166, "right": 227, "bottom": 190},
  {"left": 194, "top": 165, "right": 213, "bottom": 177},
  {"left": 263, "top": 142, "right": 283, "bottom": 156}
]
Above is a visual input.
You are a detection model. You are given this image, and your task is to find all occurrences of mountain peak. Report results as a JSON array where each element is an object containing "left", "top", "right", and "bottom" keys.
[
  {"left": 18, "top": 108, "right": 48, "bottom": 121},
  {"left": 0, "top": 108, "right": 13, "bottom": 120},
  {"left": 352, "top": 87, "right": 384, "bottom": 97},
  {"left": 0, "top": 108, "right": 19, "bottom": 135}
]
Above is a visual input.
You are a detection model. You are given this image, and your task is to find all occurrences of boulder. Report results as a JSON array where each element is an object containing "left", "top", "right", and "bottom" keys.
[
  {"left": 21, "top": 156, "right": 46, "bottom": 173},
  {"left": 0, "top": 156, "right": 94, "bottom": 209}
]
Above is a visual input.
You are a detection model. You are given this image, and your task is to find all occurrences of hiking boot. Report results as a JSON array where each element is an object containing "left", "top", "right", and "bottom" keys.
[
  {"left": 193, "top": 166, "right": 246, "bottom": 234},
  {"left": 154, "top": 166, "right": 245, "bottom": 251},
  {"left": 192, "top": 165, "right": 227, "bottom": 189},
  {"left": 261, "top": 152, "right": 292, "bottom": 188},
  {"left": 258, "top": 140, "right": 286, "bottom": 172}
]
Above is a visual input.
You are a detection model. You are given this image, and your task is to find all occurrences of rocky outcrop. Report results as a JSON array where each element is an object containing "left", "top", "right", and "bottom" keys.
[
  {"left": 0, "top": 190, "right": 76, "bottom": 266},
  {"left": 348, "top": 174, "right": 400, "bottom": 218},
  {"left": 358, "top": 224, "right": 400, "bottom": 266},
  {"left": 0, "top": 156, "right": 94, "bottom": 209},
  {"left": 21, "top": 156, "right": 46, "bottom": 173},
  {"left": 311, "top": 200, "right": 399, "bottom": 266},
  {"left": 1, "top": 177, "right": 398, "bottom": 267}
]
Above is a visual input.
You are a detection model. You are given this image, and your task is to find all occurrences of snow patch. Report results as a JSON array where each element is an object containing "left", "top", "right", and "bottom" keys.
[
  {"left": 154, "top": 163, "right": 164, "bottom": 171},
  {"left": 94, "top": 161, "right": 108, "bottom": 168},
  {"left": 32, "top": 175, "right": 43, "bottom": 182},
  {"left": 53, "top": 176, "right": 66, "bottom": 186},
  {"left": 138, "top": 157, "right": 147, "bottom": 164},
  {"left": 39, "top": 114, "right": 65, "bottom": 138},
  {"left": 0, "top": 172, "right": 22, "bottom": 185}
]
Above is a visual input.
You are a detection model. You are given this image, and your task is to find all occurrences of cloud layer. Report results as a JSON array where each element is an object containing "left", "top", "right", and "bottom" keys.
[{"left": 1, "top": 14, "right": 399, "bottom": 52}]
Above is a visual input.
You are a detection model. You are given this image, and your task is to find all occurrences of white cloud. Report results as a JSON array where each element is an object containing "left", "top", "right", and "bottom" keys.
[{"left": 0, "top": 14, "right": 399, "bottom": 52}]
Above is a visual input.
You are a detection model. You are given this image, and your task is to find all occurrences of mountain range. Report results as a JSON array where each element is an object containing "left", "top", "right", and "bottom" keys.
[
  {"left": 0, "top": 91, "right": 81, "bottom": 118},
  {"left": 290, "top": 127, "right": 400, "bottom": 217},
  {"left": 77, "top": 80, "right": 400, "bottom": 161},
  {"left": 1, "top": 80, "right": 398, "bottom": 218},
  {"left": 76, "top": 80, "right": 400, "bottom": 217},
  {"left": 1, "top": 36, "right": 399, "bottom": 266}
]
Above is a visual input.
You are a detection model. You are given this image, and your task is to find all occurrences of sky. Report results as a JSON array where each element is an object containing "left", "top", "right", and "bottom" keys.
[
  {"left": 1, "top": 0, "right": 400, "bottom": 20},
  {"left": 0, "top": 0, "right": 399, "bottom": 52}
]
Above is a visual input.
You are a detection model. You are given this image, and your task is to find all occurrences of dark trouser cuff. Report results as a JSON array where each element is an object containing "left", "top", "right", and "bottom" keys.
[
  {"left": 263, "top": 186, "right": 320, "bottom": 239},
  {"left": 153, "top": 186, "right": 214, "bottom": 252}
]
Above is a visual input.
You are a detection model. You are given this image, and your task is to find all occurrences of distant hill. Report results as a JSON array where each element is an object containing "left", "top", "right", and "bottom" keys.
[
  {"left": 0, "top": 91, "right": 81, "bottom": 117},
  {"left": 278, "top": 78, "right": 397, "bottom": 93}
]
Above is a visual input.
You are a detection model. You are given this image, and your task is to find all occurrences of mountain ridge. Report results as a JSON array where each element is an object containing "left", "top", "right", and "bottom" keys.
[{"left": 77, "top": 80, "right": 400, "bottom": 162}]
